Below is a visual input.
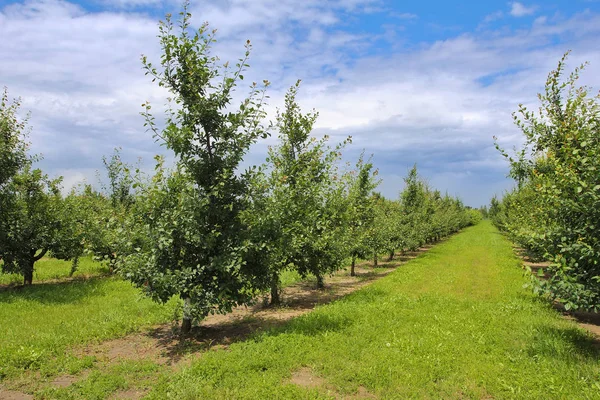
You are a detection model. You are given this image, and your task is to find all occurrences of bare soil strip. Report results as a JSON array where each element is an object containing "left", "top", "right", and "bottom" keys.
[
  {"left": 0, "top": 388, "right": 33, "bottom": 400},
  {"left": 289, "top": 367, "right": 376, "bottom": 399},
  {"left": 77, "top": 251, "right": 426, "bottom": 369},
  {"left": 0, "top": 248, "right": 429, "bottom": 400}
]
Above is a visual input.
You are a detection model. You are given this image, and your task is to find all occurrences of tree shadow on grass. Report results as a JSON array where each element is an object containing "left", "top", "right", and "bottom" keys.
[
  {"left": 134, "top": 272, "right": 395, "bottom": 365},
  {"left": 0, "top": 276, "right": 120, "bottom": 305},
  {"left": 527, "top": 324, "right": 600, "bottom": 361},
  {"left": 74, "top": 243, "right": 436, "bottom": 367},
  {"left": 0, "top": 266, "right": 111, "bottom": 292},
  {"left": 551, "top": 302, "right": 600, "bottom": 338},
  {"left": 146, "top": 307, "right": 354, "bottom": 365}
]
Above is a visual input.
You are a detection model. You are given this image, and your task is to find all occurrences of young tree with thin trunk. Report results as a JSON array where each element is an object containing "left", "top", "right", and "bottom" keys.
[
  {"left": 345, "top": 153, "right": 379, "bottom": 276},
  {"left": 246, "top": 81, "right": 349, "bottom": 304},
  {"left": 121, "top": 5, "right": 270, "bottom": 333},
  {"left": 83, "top": 149, "right": 136, "bottom": 274},
  {"left": 400, "top": 165, "right": 428, "bottom": 251}
]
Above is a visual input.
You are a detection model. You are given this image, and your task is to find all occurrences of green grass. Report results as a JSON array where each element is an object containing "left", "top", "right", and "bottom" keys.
[
  {"left": 280, "top": 269, "right": 304, "bottom": 287},
  {"left": 3, "top": 221, "right": 600, "bottom": 399},
  {"left": 0, "top": 277, "right": 178, "bottom": 380},
  {"left": 0, "top": 256, "right": 109, "bottom": 286},
  {"left": 140, "top": 221, "right": 600, "bottom": 399}
]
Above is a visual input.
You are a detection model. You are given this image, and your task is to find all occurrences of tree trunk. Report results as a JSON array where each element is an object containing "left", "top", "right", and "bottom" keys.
[
  {"left": 373, "top": 252, "right": 378, "bottom": 267},
  {"left": 23, "top": 248, "right": 45, "bottom": 285},
  {"left": 387, "top": 250, "right": 394, "bottom": 261},
  {"left": 316, "top": 274, "right": 324, "bottom": 289},
  {"left": 181, "top": 318, "right": 192, "bottom": 334},
  {"left": 270, "top": 274, "right": 280, "bottom": 306},
  {"left": 69, "top": 256, "right": 80, "bottom": 277},
  {"left": 351, "top": 255, "right": 356, "bottom": 277},
  {"left": 23, "top": 258, "right": 34, "bottom": 285},
  {"left": 181, "top": 297, "right": 193, "bottom": 334}
]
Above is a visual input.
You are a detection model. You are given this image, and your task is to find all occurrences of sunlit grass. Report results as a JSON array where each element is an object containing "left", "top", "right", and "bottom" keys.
[
  {"left": 142, "top": 221, "right": 600, "bottom": 399},
  {"left": 0, "top": 277, "right": 178, "bottom": 380},
  {"left": 0, "top": 256, "right": 109, "bottom": 286},
  {"left": 3, "top": 221, "right": 600, "bottom": 399}
]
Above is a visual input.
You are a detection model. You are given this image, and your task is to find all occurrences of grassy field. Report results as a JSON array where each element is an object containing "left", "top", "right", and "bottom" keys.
[
  {"left": 0, "top": 256, "right": 109, "bottom": 286},
  {"left": 2, "top": 221, "right": 600, "bottom": 399},
  {"left": 136, "top": 221, "right": 600, "bottom": 399},
  {"left": 0, "top": 277, "right": 179, "bottom": 380},
  {"left": 0, "top": 258, "right": 303, "bottom": 384}
]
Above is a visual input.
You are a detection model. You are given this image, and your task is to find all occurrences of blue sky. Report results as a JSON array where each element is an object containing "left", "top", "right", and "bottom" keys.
[{"left": 1, "top": 0, "right": 600, "bottom": 206}]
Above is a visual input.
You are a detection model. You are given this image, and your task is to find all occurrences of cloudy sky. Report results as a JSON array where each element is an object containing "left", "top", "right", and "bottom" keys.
[{"left": 1, "top": 0, "right": 599, "bottom": 206}]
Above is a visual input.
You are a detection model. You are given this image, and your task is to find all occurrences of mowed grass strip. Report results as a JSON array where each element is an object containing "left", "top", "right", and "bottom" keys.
[
  {"left": 144, "top": 221, "right": 600, "bottom": 400},
  {"left": 0, "top": 259, "right": 305, "bottom": 386},
  {"left": 0, "top": 276, "right": 178, "bottom": 380},
  {"left": 0, "top": 256, "right": 109, "bottom": 286}
]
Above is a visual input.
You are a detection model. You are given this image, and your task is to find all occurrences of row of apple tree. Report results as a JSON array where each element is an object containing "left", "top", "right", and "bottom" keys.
[
  {"left": 490, "top": 53, "right": 600, "bottom": 312},
  {"left": 0, "top": 6, "right": 479, "bottom": 333}
]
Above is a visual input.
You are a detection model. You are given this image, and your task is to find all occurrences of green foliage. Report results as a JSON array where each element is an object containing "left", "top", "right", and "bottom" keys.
[
  {"left": 344, "top": 153, "right": 379, "bottom": 275},
  {"left": 245, "top": 81, "right": 350, "bottom": 302},
  {"left": 0, "top": 163, "right": 80, "bottom": 284},
  {"left": 370, "top": 194, "right": 402, "bottom": 260},
  {"left": 101, "top": 148, "right": 134, "bottom": 209},
  {"left": 466, "top": 208, "right": 483, "bottom": 226},
  {"left": 144, "top": 222, "right": 600, "bottom": 399},
  {"left": 80, "top": 149, "right": 138, "bottom": 274},
  {"left": 0, "top": 88, "right": 86, "bottom": 284},
  {"left": 122, "top": 5, "right": 271, "bottom": 331},
  {"left": 0, "top": 87, "right": 30, "bottom": 187},
  {"left": 397, "top": 166, "right": 471, "bottom": 253},
  {"left": 479, "top": 205, "right": 489, "bottom": 219},
  {"left": 0, "top": 89, "right": 87, "bottom": 284},
  {"left": 494, "top": 52, "right": 600, "bottom": 311}
]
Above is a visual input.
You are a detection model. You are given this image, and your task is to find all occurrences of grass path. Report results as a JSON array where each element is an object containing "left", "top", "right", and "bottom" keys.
[
  {"left": 3, "top": 221, "right": 600, "bottom": 399},
  {"left": 144, "top": 221, "right": 600, "bottom": 399}
]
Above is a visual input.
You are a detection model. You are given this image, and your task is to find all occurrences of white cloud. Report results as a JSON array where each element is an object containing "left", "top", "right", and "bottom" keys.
[
  {"left": 510, "top": 2, "right": 537, "bottom": 17},
  {"left": 391, "top": 12, "right": 418, "bottom": 20},
  {"left": 1, "top": 0, "right": 599, "bottom": 207},
  {"left": 481, "top": 10, "right": 504, "bottom": 24}
]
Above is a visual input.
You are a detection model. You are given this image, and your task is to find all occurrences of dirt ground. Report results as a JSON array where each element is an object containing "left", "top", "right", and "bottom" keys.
[
  {"left": 76, "top": 252, "right": 424, "bottom": 369},
  {"left": 0, "top": 250, "right": 428, "bottom": 399}
]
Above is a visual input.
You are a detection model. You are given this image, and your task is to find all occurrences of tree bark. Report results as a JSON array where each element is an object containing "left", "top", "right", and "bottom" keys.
[
  {"left": 109, "top": 255, "right": 116, "bottom": 275},
  {"left": 69, "top": 256, "right": 80, "bottom": 277},
  {"left": 316, "top": 274, "right": 324, "bottom": 289},
  {"left": 181, "top": 318, "right": 192, "bottom": 334},
  {"left": 181, "top": 297, "right": 193, "bottom": 334},
  {"left": 373, "top": 251, "right": 378, "bottom": 267},
  {"left": 23, "top": 258, "right": 34, "bottom": 285},
  {"left": 270, "top": 274, "right": 280, "bottom": 306},
  {"left": 23, "top": 248, "right": 45, "bottom": 285},
  {"left": 351, "top": 255, "right": 356, "bottom": 277},
  {"left": 33, "top": 248, "right": 47, "bottom": 261},
  {"left": 387, "top": 250, "right": 394, "bottom": 261}
]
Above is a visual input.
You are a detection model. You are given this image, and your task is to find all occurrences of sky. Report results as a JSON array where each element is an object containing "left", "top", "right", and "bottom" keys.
[{"left": 1, "top": 0, "right": 600, "bottom": 207}]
